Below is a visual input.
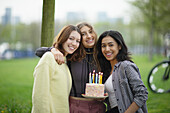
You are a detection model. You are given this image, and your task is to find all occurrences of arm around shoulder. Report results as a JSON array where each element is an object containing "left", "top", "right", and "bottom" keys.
[{"left": 35, "top": 47, "right": 53, "bottom": 58}]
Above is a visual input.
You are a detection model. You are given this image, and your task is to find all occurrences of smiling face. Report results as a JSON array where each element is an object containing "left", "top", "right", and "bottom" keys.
[
  {"left": 80, "top": 26, "right": 96, "bottom": 48},
  {"left": 62, "top": 31, "right": 81, "bottom": 56},
  {"left": 101, "top": 36, "right": 121, "bottom": 62}
]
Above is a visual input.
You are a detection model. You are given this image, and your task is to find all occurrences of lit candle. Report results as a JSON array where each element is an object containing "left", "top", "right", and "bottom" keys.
[
  {"left": 91, "top": 75, "right": 93, "bottom": 83},
  {"left": 99, "top": 72, "right": 101, "bottom": 84},
  {"left": 95, "top": 73, "right": 98, "bottom": 84},
  {"left": 93, "top": 70, "right": 95, "bottom": 83},
  {"left": 93, "top": 70, "right": 95, "bottom": 74},
  {"left": 92, "top": 73, "right": 95, "bottom": 83},
  {"left": 100, "top": 72, "right": 103, "bottom": 84},
  {"left": 89, "top": 72, "right": 91, "bottom": 83}
]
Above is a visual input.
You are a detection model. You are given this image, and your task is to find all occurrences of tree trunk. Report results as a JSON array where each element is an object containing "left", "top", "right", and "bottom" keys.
[
  {"left": 149, "top": 23, "right": 154, "bottom": 61},
  {"left": 41, "top": 0, "right": 55, "bottom": 47},
  {"left": 149, "top": 0, "right": 155, "bottom": 61}
]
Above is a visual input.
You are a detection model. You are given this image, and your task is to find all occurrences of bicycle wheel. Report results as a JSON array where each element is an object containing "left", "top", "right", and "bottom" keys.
[{"left": 148, "top": 60, "right": 170, "bottom": 93}]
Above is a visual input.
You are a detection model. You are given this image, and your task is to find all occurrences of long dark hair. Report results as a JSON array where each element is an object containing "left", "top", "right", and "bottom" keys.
[
  {"left": 94, "top": 30, "right": 132, "bottom": 82},
  {"left": 53, "top": 25, "right": 85, "bottom": 62},
  {"left": 76, "top": 22, "right": 97, "bottom": 42},
  {"left": 77, "top": 22, "right": 98, "bottom": 49}
]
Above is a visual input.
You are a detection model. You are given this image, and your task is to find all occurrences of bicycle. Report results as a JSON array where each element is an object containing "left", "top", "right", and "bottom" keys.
[{"left": 147, "top": 57, "right": 170, "bottom": 93}]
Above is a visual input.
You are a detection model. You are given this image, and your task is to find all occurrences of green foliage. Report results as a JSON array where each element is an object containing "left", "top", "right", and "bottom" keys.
[
  {"left": 128, "top": 0, "right": 170, "bottom": 60},
  {"left": 94, "top": 21, "right": 131, "bottom": 46},
  {"left": 0, "top": 99, "right": 31, "bottom": 113},
  {"left": 0, "top": 25, "right": 12, "bottom": 43},
  {"left": 0, "top": 23, "right": 41, "bottom": 50},
  {"left": 94, "top": 20, "right": 126, "bottom": 35},
  {"left": 129, "top": 0, "right": 170, "bottom": 34}
]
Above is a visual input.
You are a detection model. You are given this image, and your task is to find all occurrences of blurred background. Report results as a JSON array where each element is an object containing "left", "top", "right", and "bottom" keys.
[
  {"left": 0, "top": 0, "right": 170, "bottom": 113},
  {"left": 0, "top": 0, "right": 169, "bottom": 60}
]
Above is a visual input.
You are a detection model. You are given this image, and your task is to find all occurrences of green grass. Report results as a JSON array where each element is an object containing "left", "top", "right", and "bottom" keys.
[
  {"left": 0, "top": 55, "right": 170, "bottom": 113},
  {"left": 133, "top": 55, "right": 170, "bottom": 113},
  {"left": 0, "top": 58, "right": 39, "bottom": 113},
  {"left": 148, "top": 62, "right": 170, "bottom": 92}
]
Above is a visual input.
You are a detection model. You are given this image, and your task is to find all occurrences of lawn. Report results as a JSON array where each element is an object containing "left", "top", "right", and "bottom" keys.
[
  {"left": 133, "top": 55, "right": 170, "bottom": 113},
  {"left": 0, "top": 55, "right": 170, "bottom": 113},
  {"left": 0, "top": 58, "right": 39, "bottom": 113}
]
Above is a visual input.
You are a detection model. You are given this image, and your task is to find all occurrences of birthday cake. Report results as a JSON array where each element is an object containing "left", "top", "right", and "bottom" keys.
[
  {"left": 85, "top": 83, "right": 104, "bottom": 97},
  {"left": 84, "top": 70, "right": 104, "bottom": 97}
]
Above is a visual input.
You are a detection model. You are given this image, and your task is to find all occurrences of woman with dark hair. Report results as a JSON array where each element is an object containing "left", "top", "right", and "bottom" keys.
[
  {"left": 32, "top": 25, "right": 84, "bottom": 113},
  {"left": 35, "top": 22, "right": 106, "bottom": 113},
  {"left": 94, "top": 30, "right": 148, "bottom": 113}
]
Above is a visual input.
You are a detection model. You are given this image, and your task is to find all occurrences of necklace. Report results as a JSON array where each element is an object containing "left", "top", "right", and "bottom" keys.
[
  {"left": 84, "top": 54, "right": 96, "bottom": 65},
  {"left": 84, "top": 48, "right": 95, "bottom": 65},
  {"left": 86, "top": 51, "right": 93, "bottom": 54},
  {"left": 84, "top": 58, "right": 95, "bottom": 65}
]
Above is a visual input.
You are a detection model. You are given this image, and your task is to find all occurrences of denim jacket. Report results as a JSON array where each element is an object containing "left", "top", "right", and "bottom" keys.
[{"left": 105, "top": 61, "right": 148, "bottom": 113}]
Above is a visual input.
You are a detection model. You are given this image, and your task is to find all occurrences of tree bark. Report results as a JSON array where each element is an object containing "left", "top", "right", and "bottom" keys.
[
  {"left": 149, "top": 0, "right": 155, "bottom": 61},
  {"left": 41, "top": 0, "right": 55, "bottom": 47}
]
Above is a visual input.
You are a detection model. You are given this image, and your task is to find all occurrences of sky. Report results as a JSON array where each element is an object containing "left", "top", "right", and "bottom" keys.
[{"left": 0, "top": 0, "right": 132, "bottom": 24}]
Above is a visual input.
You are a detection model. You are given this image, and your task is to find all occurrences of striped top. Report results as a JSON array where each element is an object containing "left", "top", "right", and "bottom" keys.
[{"left": 105, "top": 60, "right": 148, "bottom": 113}]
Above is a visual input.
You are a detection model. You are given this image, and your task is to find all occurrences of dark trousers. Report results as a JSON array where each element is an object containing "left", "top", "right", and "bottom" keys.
[{"left": 106, "top": 107, "right": 119, "bottom": 113}]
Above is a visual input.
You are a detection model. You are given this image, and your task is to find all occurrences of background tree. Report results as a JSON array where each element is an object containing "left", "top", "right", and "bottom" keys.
[
  {"left": 129, "top": 0, "right": 170, "bottom": 61},
  {"left": 41, "top": 0, "right": 55, "bottom": 47}
]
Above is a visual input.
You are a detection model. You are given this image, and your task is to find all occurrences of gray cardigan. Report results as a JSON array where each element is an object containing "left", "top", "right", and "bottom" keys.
[{"left": 105, "top": 61, "right": 148, "bottom": 113}]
